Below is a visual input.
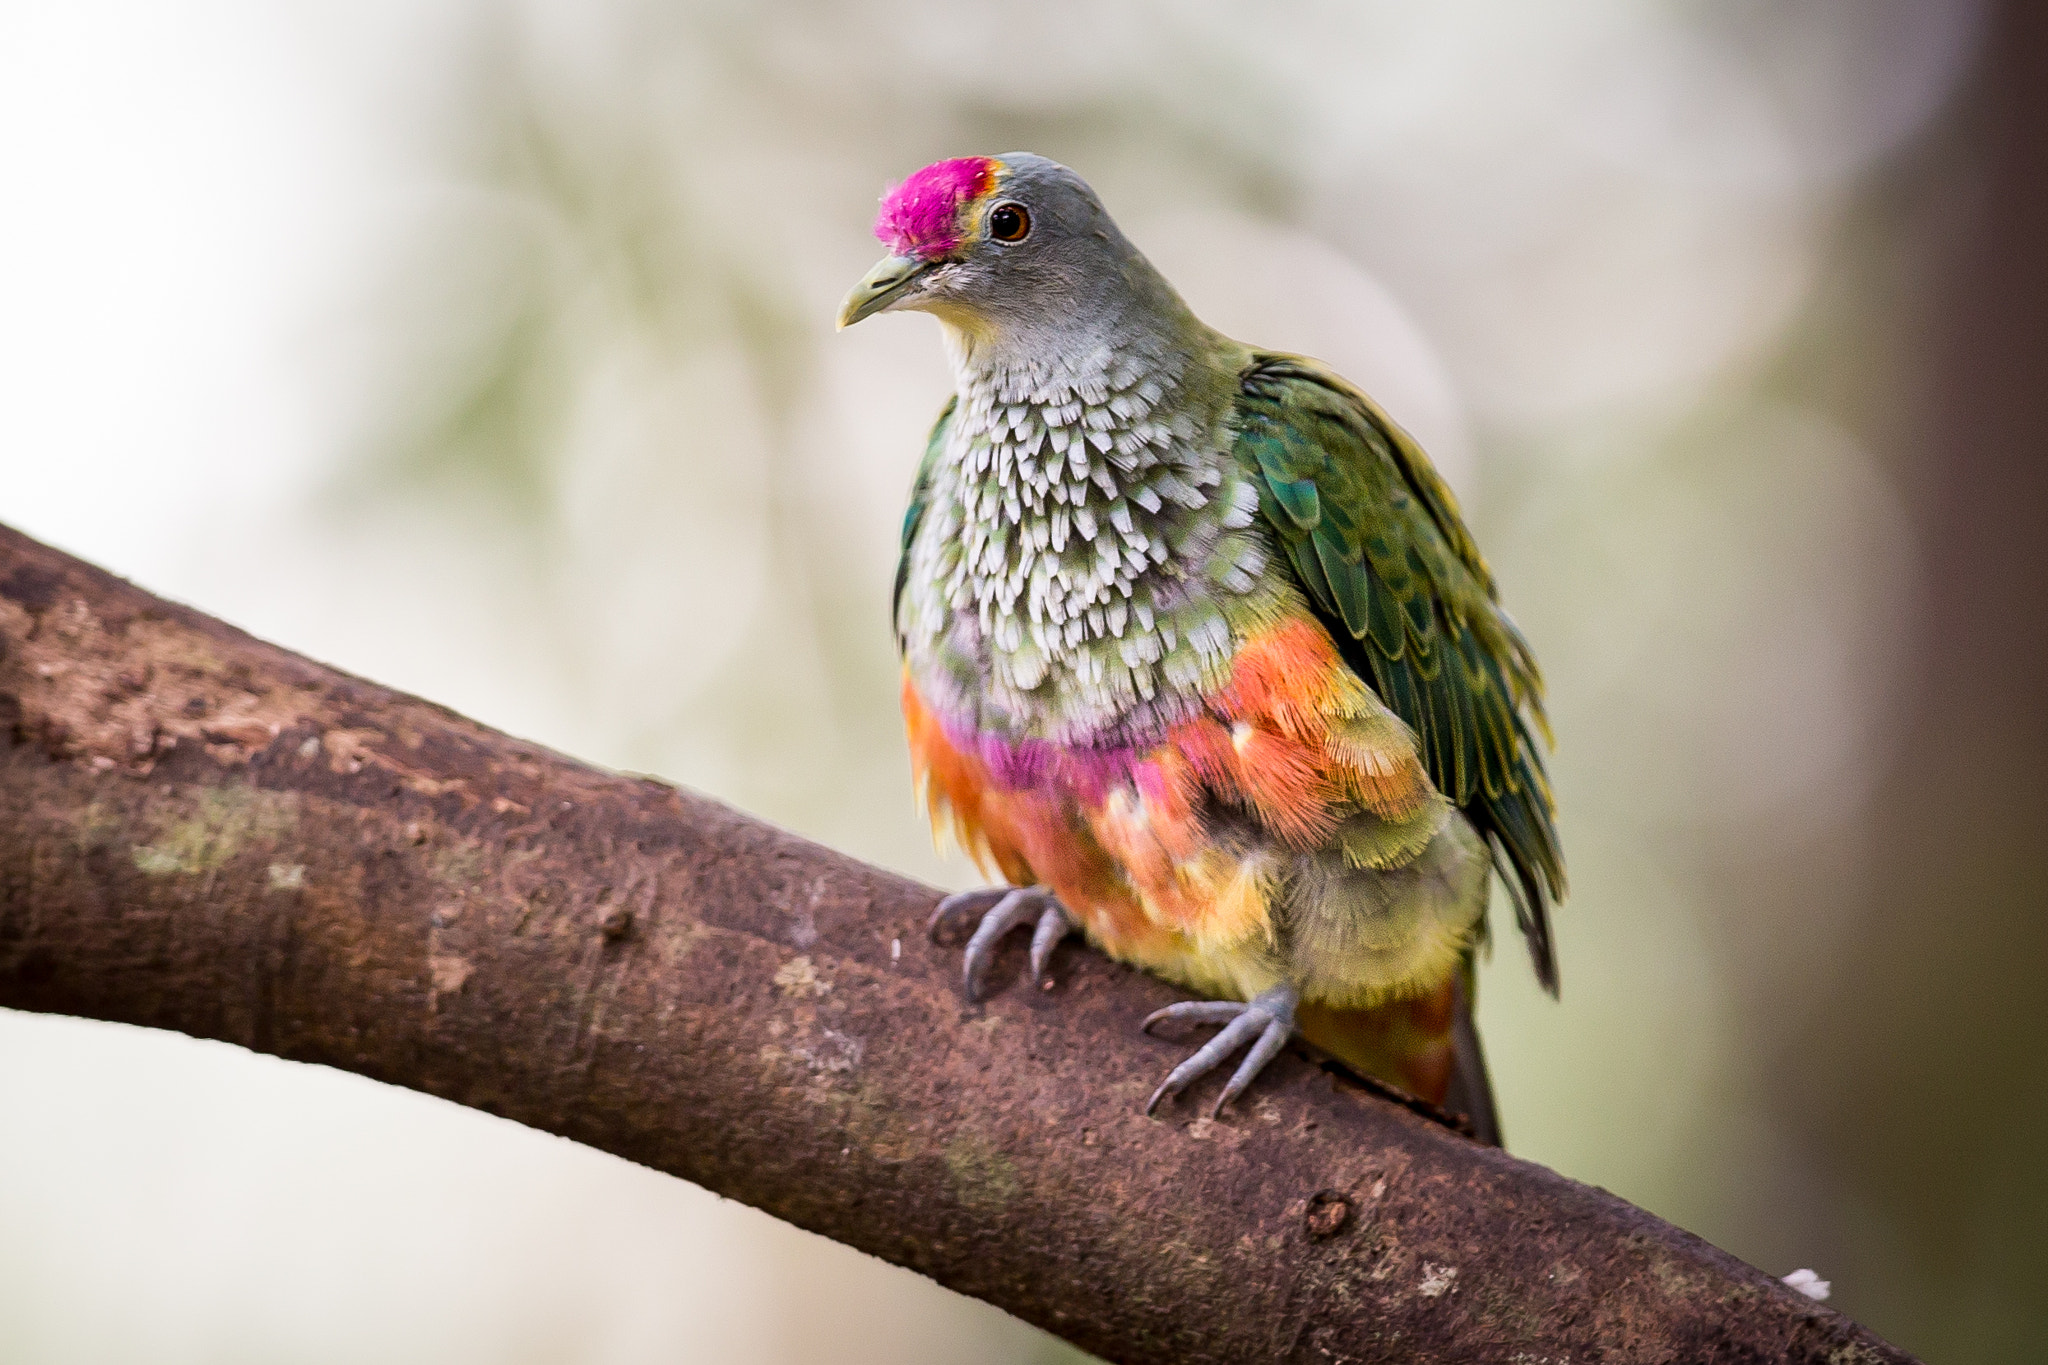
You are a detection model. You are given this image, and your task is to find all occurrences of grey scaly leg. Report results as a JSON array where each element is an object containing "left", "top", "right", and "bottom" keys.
[
  {"left": 927, "top": 886, "right": 1078, "bottom": 999},
  {"left": 1142, "top": 983, "right": 1300, "bottom": 1117}
]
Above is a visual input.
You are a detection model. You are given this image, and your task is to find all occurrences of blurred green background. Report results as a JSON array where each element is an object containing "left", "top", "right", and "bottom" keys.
[{"left": 1, "top": 2, "right": 2042, "bottom": 1362}]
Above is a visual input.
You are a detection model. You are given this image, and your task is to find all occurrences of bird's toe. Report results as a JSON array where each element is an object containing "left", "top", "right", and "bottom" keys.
[
  {"left": 1143, "top": 984, "right": 1299, "bottom": 1117},
  {"left": 1141, "top": 1000, "right": 1245, "bottom": 1035},
  {"left": 927, "top": 887, "right": 1008, "bottom": 942},
  {"left": 948, "top": 886, "right": 1074, "bottom": 999},
  {"left": 1028, "top": 902, "right": 1079, "bottom": 985}
]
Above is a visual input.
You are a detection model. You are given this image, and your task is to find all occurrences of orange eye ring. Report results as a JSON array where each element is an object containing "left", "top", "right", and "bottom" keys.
[{"left": 987, "top": 202, "right": 1031, "bottom": 243}]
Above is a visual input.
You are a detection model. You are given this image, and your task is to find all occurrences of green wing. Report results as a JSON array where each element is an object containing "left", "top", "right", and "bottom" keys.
[
  {"left": 1233, "top": 355, "right": 1565, "bottom": 991},
  {"left": 892, "top": 395, "right": 957, "bottom": 645}
]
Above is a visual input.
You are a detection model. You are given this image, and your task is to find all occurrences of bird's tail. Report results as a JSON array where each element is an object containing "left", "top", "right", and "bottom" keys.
[
  {"left": 1295, "top": 971, "right": 1501, "bottom": 1147},
  {"left": 1444, "top": 974, "right": 1501, "bottom": 1147}
]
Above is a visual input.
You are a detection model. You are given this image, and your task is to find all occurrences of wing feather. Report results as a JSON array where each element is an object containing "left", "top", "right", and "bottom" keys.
[
  {"left": 892, "top": 396, "right": 957, "bottom": 642},
  {"left": 1234, "top": 355, "right": 1565, "bottom": 991}
]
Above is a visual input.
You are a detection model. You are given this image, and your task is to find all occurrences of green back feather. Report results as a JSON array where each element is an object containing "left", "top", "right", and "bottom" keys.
[
  {"left": 892, "top": 395, "right": 956, "bottom": 641},
  {"left": 1233, "top": 355, "right": 1566, "bottom": 991}
]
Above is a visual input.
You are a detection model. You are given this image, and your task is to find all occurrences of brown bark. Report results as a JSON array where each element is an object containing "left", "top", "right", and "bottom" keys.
[{"left": 0, "top": 523, "right": 1912, "bottom": 1364}]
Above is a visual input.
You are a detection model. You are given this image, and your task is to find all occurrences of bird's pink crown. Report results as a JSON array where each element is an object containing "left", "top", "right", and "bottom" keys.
[{"left": 874, "top": 157, "right": 1000, "bottom": 259}]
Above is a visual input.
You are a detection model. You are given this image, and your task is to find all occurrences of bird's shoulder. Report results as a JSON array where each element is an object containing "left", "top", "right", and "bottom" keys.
[{"left": 1231, "top": 353, "right": 1497, "bottom": 618}]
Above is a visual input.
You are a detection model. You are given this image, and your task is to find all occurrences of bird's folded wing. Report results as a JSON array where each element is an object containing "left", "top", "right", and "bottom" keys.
[{"left": 1232, "top": 355, "right": 1566, "bottom": 990}]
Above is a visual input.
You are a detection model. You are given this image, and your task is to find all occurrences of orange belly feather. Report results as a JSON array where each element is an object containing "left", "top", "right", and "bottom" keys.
[{"left": 903, "top": 616, "right": 1462, "bottom": 1105}]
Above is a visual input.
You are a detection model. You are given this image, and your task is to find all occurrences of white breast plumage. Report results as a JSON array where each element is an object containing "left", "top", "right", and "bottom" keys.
[{"left": 900, "top": 336, "right": 1273, "bottom": 744}]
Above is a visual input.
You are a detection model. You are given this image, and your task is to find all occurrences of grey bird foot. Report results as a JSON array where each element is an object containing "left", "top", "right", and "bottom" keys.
[
  {"left": 927, "top": 886, "right": 1078, "bottom": 999},
  {"left": 1142, "top": 983, "right": 1300, "bottom": 1117}
]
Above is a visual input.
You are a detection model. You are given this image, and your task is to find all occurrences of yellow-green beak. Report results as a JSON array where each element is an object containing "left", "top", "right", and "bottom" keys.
[{"left": 837, "top": 253, "right": 932, "bottom": 329}]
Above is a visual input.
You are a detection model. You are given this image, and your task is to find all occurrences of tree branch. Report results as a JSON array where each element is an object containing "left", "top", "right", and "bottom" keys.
[{"left": 0, "top": 523, "right": 1912, "bottom": 1364}]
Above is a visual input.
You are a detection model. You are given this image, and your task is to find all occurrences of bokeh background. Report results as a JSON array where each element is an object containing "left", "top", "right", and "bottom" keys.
[{"left": 2, "top": 2, "right": 2042, "bottom": 1362}]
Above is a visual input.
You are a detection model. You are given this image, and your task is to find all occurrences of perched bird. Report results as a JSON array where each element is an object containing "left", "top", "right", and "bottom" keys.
[{"left": 839, "top": 154, "right": 1563, "bottom": 1141}]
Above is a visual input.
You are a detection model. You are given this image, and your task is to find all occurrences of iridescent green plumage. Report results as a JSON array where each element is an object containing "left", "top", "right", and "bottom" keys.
[
  {"left": 1233, "top": 355, "right": 1564, "bottom": 989},
  {"left": 891, "top": 394, "right": 954, "bottom": 641}
]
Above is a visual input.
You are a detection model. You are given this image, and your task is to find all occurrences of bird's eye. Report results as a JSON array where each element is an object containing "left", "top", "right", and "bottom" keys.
[{"left": 988, "top": 202, "right": 1031, "bottom": 243}]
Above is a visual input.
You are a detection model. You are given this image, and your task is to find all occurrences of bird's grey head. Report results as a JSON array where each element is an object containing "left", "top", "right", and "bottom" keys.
[{"left": 837, "top": 153, "right": 1188, "bottom": 359}]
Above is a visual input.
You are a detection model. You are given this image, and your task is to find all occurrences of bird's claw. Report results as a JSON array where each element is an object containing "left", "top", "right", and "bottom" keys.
[
  {"left": 1027, "top": 900, "right": 1071, "bottom": 984},
  {"left": 929, "top": 886, "right": 1078, "bottom": 999},
  {"left": 927, "top": 888, "right": 1006, "bottom": 941},
  {"left": 1143, "top": 984, "right": 1299, "bottom": 1118}
]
